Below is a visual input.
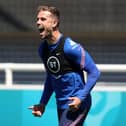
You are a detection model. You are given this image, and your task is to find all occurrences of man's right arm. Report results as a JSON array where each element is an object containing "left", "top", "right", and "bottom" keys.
[
  {"left": 39, "top": 74, "right": 53, "bottom": 105},
  {"left": 30, "top": 74, "right": 53, "bottom": 117}
]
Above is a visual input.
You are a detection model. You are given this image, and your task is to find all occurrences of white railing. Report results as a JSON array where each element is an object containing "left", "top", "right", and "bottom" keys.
[
  {"left": 0, "top": 63, "right": 45, "bottom": 86},
  {"left": 0, "top": 63, "right": 126, "bottom": 91}
]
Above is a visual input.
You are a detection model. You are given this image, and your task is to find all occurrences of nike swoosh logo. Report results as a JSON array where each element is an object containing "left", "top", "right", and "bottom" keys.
[{"left": 56, "top": 53, "right": 61, "bottom": 56}]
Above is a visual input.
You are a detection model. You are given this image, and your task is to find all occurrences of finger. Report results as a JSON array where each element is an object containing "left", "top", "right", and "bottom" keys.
[
  {"left": 33, "top": 113, "right": 41, "bottom": 117},
  {"left": 68, "top": 101, "right": 74, "bottom": 105},
  {"left": 68, "top": 97, "right": 75, "bottom": 100},
  {"left": 28, "top": 106, "right": 34, "bottom": 110},
  {"left": 32, "top": 111, "right": 42, "bottom": 117},
  {"left": 68, "top": 101, "right": 75, "bottom": 106},
  {"left": 68, "top": 99, "right": 75, "bottom": 107}
]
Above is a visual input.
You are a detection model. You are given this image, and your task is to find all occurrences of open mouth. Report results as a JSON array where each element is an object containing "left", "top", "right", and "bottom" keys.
[
  {"left": 38, "top": 26, "right": 45, "bottom": 33},
  {"left": 39, "top": 28, "right": 44, "bottom": 33}
]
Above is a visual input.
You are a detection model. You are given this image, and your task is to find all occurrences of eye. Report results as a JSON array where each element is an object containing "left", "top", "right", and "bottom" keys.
[
  {"left": 36, "top": 17, "right": 46, "bottom": 22},
  {"left": 40, "top": 17, "right": 46, "bottom": 21}
]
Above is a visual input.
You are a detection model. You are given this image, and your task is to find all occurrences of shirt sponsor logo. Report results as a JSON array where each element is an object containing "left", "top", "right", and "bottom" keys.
[{"left": 56, "top": 52, "right": 61, "bottom": 56}]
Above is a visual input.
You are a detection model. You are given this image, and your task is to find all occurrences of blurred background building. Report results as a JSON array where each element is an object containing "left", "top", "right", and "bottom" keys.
[{"left": 0, "top": 0, "right": 126, "bottom": 84}]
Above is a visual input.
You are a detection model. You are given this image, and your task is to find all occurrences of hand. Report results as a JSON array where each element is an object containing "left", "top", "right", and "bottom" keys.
[
  {"left": 28, "top": 104, "right": 45, "bottom": 117},
  {"left": 68, "top": 97, "right": 81, "bottom": 112}
]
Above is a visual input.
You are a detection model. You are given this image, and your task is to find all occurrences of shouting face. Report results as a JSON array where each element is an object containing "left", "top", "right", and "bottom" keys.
[{"left": 36, "top": 10, "right": 58, "bottom": 40}]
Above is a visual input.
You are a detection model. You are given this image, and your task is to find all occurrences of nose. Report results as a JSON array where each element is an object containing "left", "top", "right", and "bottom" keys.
[{"left": 36, "top": 18, "right": 41, "bottom": 27}]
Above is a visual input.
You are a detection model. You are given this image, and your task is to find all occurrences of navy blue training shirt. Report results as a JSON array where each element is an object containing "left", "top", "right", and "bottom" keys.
[{"left": 38, "top": 36, "right": 100, "bottom": 109}]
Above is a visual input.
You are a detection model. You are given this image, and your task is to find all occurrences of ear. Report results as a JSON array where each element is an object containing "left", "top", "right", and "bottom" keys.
[{"left": 52, "top": 19, "right": 58, "bottom": 28}]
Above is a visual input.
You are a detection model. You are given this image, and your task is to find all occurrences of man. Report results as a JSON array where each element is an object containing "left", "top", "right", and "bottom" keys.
[{"left": 29, "top": 5, "right": 100, "bottom": 126}]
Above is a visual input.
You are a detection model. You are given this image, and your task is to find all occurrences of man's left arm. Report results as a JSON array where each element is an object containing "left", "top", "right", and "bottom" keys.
[
  {"left": 77, "top": 50, "right": 101, "bottom": 101},
  {"left": 64, "top": 40, "right": 100, "bottom": 101}
]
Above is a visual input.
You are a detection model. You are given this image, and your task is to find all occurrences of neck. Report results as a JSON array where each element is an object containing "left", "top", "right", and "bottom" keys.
[{"left": 47, "top": 30, "right": 62, "bottom": 45}]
